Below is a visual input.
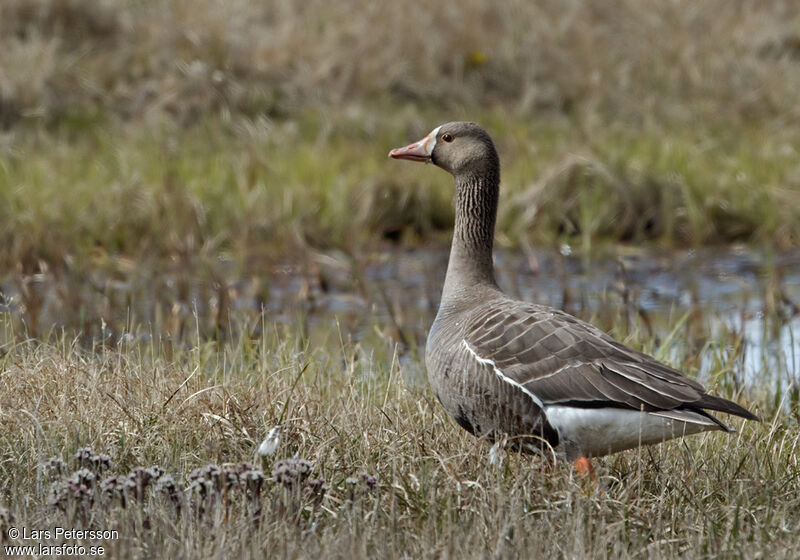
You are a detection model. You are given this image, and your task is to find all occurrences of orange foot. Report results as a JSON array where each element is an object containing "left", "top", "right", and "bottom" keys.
[{"left": 573, "top": 456, "right": 596, "bottom": 481}]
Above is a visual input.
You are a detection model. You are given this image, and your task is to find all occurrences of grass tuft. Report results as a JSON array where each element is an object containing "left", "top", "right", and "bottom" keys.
[{"left": 0, "top": 320, "right": 797, "bottom": 557}]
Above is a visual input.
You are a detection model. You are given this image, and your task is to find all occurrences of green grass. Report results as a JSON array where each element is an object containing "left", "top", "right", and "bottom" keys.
[{"left": 1, "top": 109, "right": 799, "bottom": 277}]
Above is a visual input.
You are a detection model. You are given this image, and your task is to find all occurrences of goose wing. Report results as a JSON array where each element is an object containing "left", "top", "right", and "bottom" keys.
[{"left": 462, "top": 300, "right": 756, "bottom": 422}]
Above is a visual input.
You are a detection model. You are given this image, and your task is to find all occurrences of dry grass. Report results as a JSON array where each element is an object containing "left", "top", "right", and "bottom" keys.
[
  {"left": 0, "top": 314, "right": 797, "bottom": 559},
  {"left": 1, "top": 0, "right": 799, "bottom": 126},
  {"left": 2, "top": 2, "right": 800, "bottom": 557}
]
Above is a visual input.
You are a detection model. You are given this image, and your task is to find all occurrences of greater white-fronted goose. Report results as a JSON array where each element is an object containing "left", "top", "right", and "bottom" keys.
[{"left": 389, "top": 122, "right": 758, "bottom": 475}]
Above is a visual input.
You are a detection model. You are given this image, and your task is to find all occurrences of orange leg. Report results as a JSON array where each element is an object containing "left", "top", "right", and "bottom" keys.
[{"left": 573, "top": 456, "right": 596, "bottom": 481}]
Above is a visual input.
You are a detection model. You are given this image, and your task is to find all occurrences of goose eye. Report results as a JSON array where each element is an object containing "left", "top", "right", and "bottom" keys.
[{"left": 441, "top": 133, "right": 453, "bottom": 142}]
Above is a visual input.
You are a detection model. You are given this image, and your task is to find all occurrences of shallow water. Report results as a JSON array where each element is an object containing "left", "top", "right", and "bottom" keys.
[
  {"left": 355, "top": 245, "right": 800, "bottom": 391},
  {"left": 1, "top": 245, "right": 799, "bottom": 394}
]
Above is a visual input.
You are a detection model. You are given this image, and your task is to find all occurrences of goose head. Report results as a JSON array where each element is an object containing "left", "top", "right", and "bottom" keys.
[{"left": 389, "top": 121, "right": 499, "bottom": 178}]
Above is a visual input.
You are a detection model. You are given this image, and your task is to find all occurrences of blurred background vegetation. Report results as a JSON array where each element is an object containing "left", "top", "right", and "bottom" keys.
[
  {"left": 1, "top": 0, "right": 800, "bottom": 339},
  {"left": 2, "top": 0, "right": 800, "bottom": 259}
]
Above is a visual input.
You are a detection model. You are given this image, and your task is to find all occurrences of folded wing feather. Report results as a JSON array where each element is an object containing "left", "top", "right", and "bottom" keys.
[{"left": 463, "top": 300, "right": 751, "bottom": 422}]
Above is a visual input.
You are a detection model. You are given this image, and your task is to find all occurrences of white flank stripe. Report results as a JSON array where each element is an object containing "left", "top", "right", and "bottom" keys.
[
  {"left": 462, "top": 340, "right": 545, "bottom": 408},
  {"left": 650, "top": 410, "right": 718, "bottom": 426}
]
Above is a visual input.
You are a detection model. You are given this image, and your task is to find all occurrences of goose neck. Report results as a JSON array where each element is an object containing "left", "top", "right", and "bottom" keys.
[{"left": 441, "top": 171, "right": 499, "bottom": 300}]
